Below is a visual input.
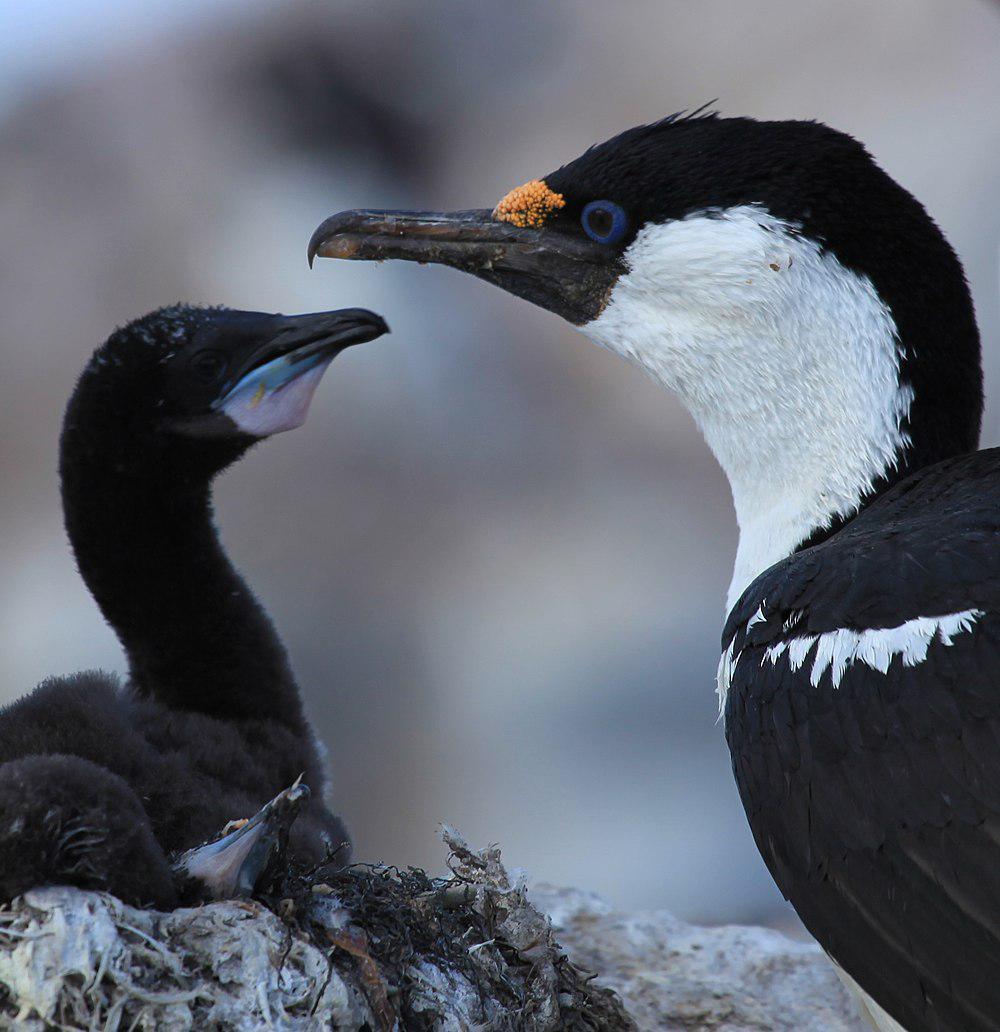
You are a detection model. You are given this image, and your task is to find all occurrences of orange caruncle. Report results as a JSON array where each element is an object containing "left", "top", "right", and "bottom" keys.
[{"left": 493, "top": 179, "right": 565, "bottom": 228}]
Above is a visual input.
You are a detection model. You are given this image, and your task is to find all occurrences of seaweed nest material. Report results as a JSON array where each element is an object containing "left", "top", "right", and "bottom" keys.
[{"left": 0, "top": 827, "right": 635, "bottom": 1031}]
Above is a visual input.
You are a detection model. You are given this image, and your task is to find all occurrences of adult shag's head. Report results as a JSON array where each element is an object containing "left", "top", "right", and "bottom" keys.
[
  {"left": 309, "top": 112, "right": 982, "bottom": 601},
  {"left": 64, "top": 305, "right": 388, "bottom": 478}
]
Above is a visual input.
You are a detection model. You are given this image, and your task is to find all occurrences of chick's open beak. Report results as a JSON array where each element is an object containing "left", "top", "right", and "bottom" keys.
[
  {"left": 308, "top": 209, "right": 620, "bottom": 325},
  {"left": 174, "top": 780, "right": 311, "bottom": 901},
  {"left": 213, "top": 308, "right": 388, "bottom": 438}
]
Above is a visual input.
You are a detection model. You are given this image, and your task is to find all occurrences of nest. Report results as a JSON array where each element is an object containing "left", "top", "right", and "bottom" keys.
[{"left": 0, "top": 828, "right": 634, "bottom": 1031}]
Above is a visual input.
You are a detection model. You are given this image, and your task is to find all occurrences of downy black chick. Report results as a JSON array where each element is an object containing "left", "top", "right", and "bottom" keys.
[{"left": 0, "top": 304, "right": 387, "bottom": 909}]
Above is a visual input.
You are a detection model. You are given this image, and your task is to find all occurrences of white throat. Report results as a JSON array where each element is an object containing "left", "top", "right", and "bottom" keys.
[{"left": 582, "top": 206, "right": 913, "bottom": 611}]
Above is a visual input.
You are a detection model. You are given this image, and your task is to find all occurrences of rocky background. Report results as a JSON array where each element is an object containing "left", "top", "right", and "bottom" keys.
[{"left": 1, "top": 1, "right": 998, "bottom": 933}]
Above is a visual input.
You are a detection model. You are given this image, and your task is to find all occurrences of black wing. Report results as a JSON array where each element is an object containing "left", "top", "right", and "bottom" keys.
[{"left": 723, "top": 450, "right": 1000, "bottom": 1032}]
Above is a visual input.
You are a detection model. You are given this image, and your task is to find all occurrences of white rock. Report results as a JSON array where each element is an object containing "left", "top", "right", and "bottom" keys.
[{"left": 533, "top": 884, "right": 866, "bottom": 1031}]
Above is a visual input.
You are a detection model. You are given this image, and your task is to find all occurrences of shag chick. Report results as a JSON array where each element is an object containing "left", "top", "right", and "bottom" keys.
[
  {"left": 310, "top": 113, "right": 995, "bottom": 1032},
  {"left": 0, "top": 305, "right": 387, "bottom": 909}
]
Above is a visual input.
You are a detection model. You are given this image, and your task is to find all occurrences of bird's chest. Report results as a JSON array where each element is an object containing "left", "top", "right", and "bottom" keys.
[
  {"left": 721, "top": 606, "right": 993, "bottom": 877},
  {"left": 722, "top": 626, "right": 927, "bottom": 799},
  {"left": 721, "top": 650, "right": 883, "bottom": 886}
]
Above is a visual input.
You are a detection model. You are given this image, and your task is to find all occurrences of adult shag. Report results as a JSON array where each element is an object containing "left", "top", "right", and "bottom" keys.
[
  {"left": 309, "top": 113, "right": 995, "bottom": 1032},
  {"left": 0, "top": 305, "right": 387, "bottom": 909}
]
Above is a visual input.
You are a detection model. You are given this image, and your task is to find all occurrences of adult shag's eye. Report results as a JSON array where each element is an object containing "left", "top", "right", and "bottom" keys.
[
  {"left": 581, "top": 200, "right": 628, "bottom": 245},
  {"left": 191, "top": 350, "right": 227, "bottom": 383}
]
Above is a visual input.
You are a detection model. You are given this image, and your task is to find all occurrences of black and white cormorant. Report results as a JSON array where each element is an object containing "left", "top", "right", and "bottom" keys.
[
  {"left": 309, "top": 112, "right": 995, "bottom": 1032},
  {"left": 0, "top": 304, "right": 387, "bottom": 909}
]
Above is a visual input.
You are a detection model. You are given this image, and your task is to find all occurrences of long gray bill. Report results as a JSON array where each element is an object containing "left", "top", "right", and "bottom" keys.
[{"left": 308, "top": 209, "right": 621, "bottom": 325}]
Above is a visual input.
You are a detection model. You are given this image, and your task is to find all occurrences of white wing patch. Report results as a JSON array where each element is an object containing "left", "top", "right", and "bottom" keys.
[
  {"left": 718, "top": 607, "right": 984, "bottom": 717},
  {"left": 746, "top": 603, "right": 767, "bottom": 631},
  {"left": 766, "top": 609, "right": 984, "bottom": 689},
  {"left": 716, "top": 602, "right": 771, "bottom": 717},
  {"left": 716, "top": 638, "right": 739, "bottom": 719}
]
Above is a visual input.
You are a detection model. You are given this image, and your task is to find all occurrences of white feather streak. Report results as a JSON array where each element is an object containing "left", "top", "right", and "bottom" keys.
[{"left": 762, "top": 609, "right": 983, "bottom": 688}]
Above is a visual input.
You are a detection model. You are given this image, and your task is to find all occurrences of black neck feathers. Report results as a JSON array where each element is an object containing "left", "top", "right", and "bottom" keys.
[{"left": 59, "top": 372, "right": 306, "bottom": 729}]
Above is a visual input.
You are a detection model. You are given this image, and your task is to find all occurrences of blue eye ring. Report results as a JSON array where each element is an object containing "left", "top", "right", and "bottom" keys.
[{"left": 581, "top": 200, "right": 628, "bottom": 245}]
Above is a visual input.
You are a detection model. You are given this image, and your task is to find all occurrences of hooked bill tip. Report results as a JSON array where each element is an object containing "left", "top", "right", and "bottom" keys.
[{"left": 308, "top": 213, "right": 355, "bottom": 268}]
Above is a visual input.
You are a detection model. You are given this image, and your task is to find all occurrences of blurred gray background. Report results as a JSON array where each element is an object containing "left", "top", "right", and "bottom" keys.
[{"left": 1, "top": 0, "right": 998, "bottom": 928}]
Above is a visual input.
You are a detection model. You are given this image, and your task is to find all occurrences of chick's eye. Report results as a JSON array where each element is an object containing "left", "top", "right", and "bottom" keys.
[
  {"left": 191, "top": 350, "right": 227, "bottom": 383},
  {"left": 581, "top": 200, "right": 628, "bottom": 245}
]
